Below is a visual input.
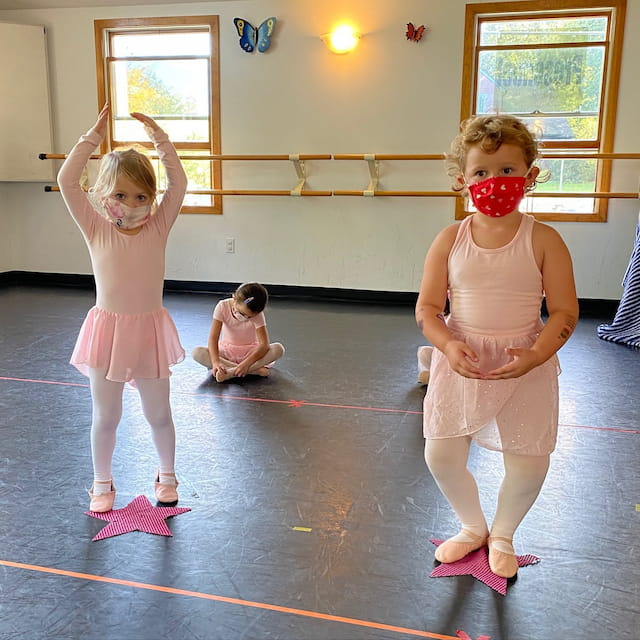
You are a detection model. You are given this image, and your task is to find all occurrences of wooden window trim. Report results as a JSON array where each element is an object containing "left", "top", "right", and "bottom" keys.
[
  {"left": 94, "top": 15, "right": 222, "bottom": 214},
  {"left": 458, "top": 0, "right": 627, "bottom": 222}
]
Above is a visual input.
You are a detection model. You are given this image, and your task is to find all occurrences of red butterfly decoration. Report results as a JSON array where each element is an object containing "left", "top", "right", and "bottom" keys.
[{"left": 406, "top": 22, "right": 426, "bottom": 42}]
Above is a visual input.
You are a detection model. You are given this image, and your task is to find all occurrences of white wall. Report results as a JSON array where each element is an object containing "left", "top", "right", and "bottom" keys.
[{"left": 1, "top": 0, "right": 639, "bottom": 299}]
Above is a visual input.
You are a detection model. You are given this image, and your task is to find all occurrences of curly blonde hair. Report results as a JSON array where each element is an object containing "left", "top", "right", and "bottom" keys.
[
  {"left": 90, "top": 145, "right": 157, "bottom": 203},
  {"left": 445, "top": 114, "right": 540, "bottom": 192}
]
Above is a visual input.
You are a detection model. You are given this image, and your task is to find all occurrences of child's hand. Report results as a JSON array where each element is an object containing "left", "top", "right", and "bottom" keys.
[
  {"left": 130, "top": 112, "right": 161, "bottom": 137},
  {"left": 443, "top": 340, "right": 484, "bottom": 379},
  {"left": 212, "top": 363, "right": 226, "bottom": 378},
  {"left": 484, "top": 347, "right": 541, "bottom": 380},
  {"left": 94, "top": 103, "right": 110, "bottom": 138},
  {"left": 234, "top": 362, "right": 250, "bottom": 377}
]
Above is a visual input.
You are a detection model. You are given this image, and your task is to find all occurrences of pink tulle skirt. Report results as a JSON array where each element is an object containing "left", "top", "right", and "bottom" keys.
[
  {"left": 71, "top": 306, "right": 185, "bottom": 382},
  {"left": 219, "top": 340, "right": 274, "bottom": 366},
  {"left": 423, "top": 328, "right": 560, "bottom": 455}
]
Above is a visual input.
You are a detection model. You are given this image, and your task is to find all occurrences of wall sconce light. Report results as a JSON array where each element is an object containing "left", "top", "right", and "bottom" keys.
[{"left": 322, "top": 24, "right": 360, "bottom": 54}]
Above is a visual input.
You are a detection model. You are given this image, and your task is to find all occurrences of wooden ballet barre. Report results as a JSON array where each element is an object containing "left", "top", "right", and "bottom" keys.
[
  {"left": 538, "top": 152, "right": 640, "bottom": 160},
  {"left": 39, "top": 153, "right": 332, "bottom": 161},
  {"left": 332, "top": 152, "right": 640, "bottom": 160},
  {"left": 333, "top": 189, "right": 638, "bottom": 198},
  {"left": 333, "top": 190, "right": 458, "bottom": 197},
  {"left": 192, "top": 189, "right": 331, "bottom": 196},
  {"left": 43, "top": 185, "right": 331, "bottom": 196},
  {"left": 333, "top": 154, "right": 446, "bottom": 161}
]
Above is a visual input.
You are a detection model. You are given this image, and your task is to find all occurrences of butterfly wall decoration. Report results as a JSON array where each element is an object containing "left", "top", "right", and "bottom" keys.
[
  {"left": 406, "top": 22, "right": 426, "bottom": 42},
  {"left": 233, "top": 17, "right": 277, "bottom": 53}
]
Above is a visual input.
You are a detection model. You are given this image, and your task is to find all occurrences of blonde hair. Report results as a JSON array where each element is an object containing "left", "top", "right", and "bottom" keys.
[
  {"left": 445, "top": 114, "right": 540, "bottom": 192},
  {"left": 90, "top": 145, "right": 157, "bottom": 203}
]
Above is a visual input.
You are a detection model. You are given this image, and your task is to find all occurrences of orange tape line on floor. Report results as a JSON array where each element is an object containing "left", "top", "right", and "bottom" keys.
[
  {"left": 0, "top": 559, "right": 457, "bottom": 640},
  {"left": 2, "top": 375, "right": 639, "bottom": 433}
]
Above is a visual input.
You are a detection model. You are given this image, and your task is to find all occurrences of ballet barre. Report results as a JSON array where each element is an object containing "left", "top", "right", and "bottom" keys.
[
  {"left": 43, "top": 185, "right": 332, "bottom": 197},
  {"left": 39, "top": 152, "right": 333, "bottom": 197},
  {"left": 333, "top": 152, "right": 640, "bottom": 198},
  {"left": 333, "top": 190, "right": 639, "bottom": 198},
  {"left": 39, "top": 153, "right": 332, "bottom": 161},
  {"left": 39, "top": 151, "right": 640, "bottom": 198}
]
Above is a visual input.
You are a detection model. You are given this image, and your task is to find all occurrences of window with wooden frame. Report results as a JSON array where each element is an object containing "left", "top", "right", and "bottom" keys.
[
  {"left": 459, "top": 0, "right": 626, "bottom": 222},
  {"left": 94, "top": 16, "right": 222, "bottom": 214}
]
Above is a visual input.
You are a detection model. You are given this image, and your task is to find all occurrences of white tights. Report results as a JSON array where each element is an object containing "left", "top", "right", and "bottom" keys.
[
  {"left": 89, "top": 368, "right": 176, "bottom": 484},
  {"left": 425, "top": 436, "right": 549, "bottom": 541}
]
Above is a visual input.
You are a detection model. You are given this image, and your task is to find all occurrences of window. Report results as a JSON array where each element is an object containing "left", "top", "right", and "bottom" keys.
[
  {"left": 94, "top": 16, "right": 222, "bottom": 214},
  {"left": 459, "top": 1, "right": 627, "bottom": 221}
]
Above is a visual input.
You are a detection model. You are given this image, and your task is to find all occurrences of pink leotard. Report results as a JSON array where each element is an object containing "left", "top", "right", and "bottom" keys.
[
  {"left": 58, "top": 126, "right": 188, "bottom": 382},
  {"left": 423, "top": 213, "right": 560, "bottom": 455}
]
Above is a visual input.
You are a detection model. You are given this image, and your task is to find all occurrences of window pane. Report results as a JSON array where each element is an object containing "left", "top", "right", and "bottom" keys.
[
  {"left": 111, "top": 31, "right": 210, "bottom": 56},
  {"left": 530, "top": 158, "right": 597, "bottom": 214},
  {"left": 522, "top": 115, "right": 598, "bottom": 142},
  {"left": 180, "top": 155, "right": 214, "bottom": 207},
  {"left": 110, "top": 59, "right": 210, "bottom": 142},
  {"left": 151, "top": 152, "right": 213, "bottom": 207},
  {"left": 480, "top": 17, "right": 608, "bottom": 45},
  {"left": 476, "top": 46, "right": 604, "bottom": 140}
]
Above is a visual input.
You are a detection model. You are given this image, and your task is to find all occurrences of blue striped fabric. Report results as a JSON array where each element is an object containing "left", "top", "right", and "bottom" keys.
[{"left": 597, "top": 220, "right": 640, "bottom": 348}]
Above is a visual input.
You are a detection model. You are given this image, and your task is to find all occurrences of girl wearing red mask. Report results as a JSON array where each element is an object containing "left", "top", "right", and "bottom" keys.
[{"left": 415, "top": 114, "right": 578, "bottom": 578}]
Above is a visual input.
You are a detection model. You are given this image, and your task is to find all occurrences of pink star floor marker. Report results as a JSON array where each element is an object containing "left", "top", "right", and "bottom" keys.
[
  {"left": 429, "top": 538, "right": 539, "bottom": 595},
  {"left": 86, "top": 495, "right": 191, "bottom": 541}
]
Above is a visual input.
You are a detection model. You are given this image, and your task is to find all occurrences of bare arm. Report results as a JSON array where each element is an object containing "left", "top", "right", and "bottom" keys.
[
  {"left": 207, "top": 318, "right": 224, "bottom": 374},
  {"left": 415, "top": 224, "right": 483, "bottom": 378}
]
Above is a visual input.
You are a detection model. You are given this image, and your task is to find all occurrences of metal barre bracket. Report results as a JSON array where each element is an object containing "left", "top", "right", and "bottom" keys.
[
  {"left": 363, "top": 154, "right": 379, "bottom": 196},
  {"left": 289, "top": 154, "right": 307, "bottom": 196}
]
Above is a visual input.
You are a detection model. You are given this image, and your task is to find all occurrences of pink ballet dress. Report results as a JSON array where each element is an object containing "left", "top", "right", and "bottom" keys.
[
  {"left": 214, "top": 298, "right": 274, "bottom": 365},
  {"left": 57, "top": 126, "right": 188, "bottom": 382},
  {"left": 423, "top": 214, "right": 560, "bottom": 456}
]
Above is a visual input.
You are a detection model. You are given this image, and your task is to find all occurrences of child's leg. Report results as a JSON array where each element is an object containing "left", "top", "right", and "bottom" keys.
[
  {"left": 491, "top": 452, "right": 550, "bottom": 546},
  {"left": 192, "top": 346, "right": 237, "bottom": 372},
  {"left": 192, "top": 346, "right": 212, "bottom": 368},
  {"left": 136, "top": 377, "right": 176, "bottom": 480},
  {"left": 247, "top": 342, "right": 285, "bottom": 374},
  {"left": 88, "top": 368, "right": 124, "bottom": 491},
  {"left": 425, "top": 436, "right": 489, "bottom": 562},
  {"left": 217, "top": 343, "right": 285, "bottom": 381},
  {"left": 487, "top": 452, "right": 549, "bottom": 577}
]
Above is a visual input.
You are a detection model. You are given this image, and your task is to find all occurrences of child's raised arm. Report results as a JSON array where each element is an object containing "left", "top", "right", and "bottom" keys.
[
  {"left": 130, "top": 111, "right": 161, "bottom": 137},
  {"left": 130, "top": 111, "right": 187, "bottom": 228},
  {"left": 57, "top": 104, "right": 111, "bottom": 231}
]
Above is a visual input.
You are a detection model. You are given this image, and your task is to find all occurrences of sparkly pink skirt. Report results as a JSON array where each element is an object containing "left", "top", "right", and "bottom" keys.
[
  {"left": 71, "top": 306, "right": 185, "bottom": 382},
  {"left": 423, "top": 329, "right": 560, "bottom": 455}
]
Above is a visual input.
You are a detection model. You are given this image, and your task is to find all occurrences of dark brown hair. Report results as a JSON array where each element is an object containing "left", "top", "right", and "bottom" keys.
[{"left": 235, "top": 282, "right": 268, "bottom": 313}]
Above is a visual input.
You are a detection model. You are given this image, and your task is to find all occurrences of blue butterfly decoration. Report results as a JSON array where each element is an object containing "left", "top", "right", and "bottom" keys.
[{"left": 233, "top": 17, "right": 277, "bottom": 53}]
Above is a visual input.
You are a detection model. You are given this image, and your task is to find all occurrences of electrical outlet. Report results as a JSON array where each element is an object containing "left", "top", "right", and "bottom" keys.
[{"left": 225, "top": 238, "right": 235, "bottom": 253}]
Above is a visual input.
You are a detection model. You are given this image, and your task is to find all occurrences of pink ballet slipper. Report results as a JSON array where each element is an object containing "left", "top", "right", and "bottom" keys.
[
  {"left": 488, "top": 535, "right": 519, "bottom": 578},
  {"left": 88, "top": 481, "right": 116, "bottom": 512},
  {"left": 154, "top": 471, "right": 179, "bottom": 504},
  {"left": 434, "top": 529, "right": 488, "bottom": 563}
]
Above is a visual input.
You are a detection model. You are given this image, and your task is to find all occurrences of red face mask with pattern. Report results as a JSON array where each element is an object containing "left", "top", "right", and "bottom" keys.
[{"left": 468, "top": 175, "right": 527, "bottom": 218}]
